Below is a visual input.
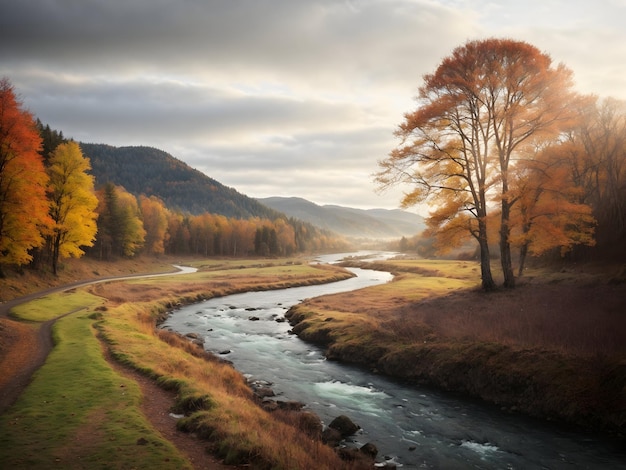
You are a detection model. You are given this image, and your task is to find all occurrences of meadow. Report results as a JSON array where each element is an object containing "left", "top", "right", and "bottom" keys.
[
  {"left": 287, "top": 258, "right": 626, "bottom": 431},
  {"left": 1, "top": 255, "right": 624, "bottom": 469},
  {"left": 0, "top": 259, "right": 361, "bottom": 469}
]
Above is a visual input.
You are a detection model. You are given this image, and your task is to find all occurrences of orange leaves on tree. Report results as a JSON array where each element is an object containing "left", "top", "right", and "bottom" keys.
[
  {"left": 139, "top": 195, "right": 169, "bottom": 255},
  {"left": 377, "top": 38, "right": 582, "bottom": 289},
  {"left": 0, "top": 78, "right": 52, "bottom": 267}
]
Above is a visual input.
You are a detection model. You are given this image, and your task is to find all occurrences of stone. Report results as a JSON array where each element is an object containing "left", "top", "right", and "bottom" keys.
[
  {"left": 337, "top": 447, "right": 360, "bottom": 461},
  {"left": 360, "top": 442, "right": 378, "bottom": 458},
  {"left": 254, "top": 386, "right": 275, "bottom": 398},
  {"left": 328, "top": 414, "right": 360, "bottom": 437}
]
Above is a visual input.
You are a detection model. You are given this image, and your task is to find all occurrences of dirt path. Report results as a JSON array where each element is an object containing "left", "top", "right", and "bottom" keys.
[
  {"left": 0, "top": 309, "right": 82, "bottom": 413},
  {"left": 0, "top": 266, "right": 232, "bottom": 469},
  {"left": 99, "top": 339, "right": 234, "bottom": 470},
  {"left": 0, "top": 267, "right": 184, "bottom": 413}
]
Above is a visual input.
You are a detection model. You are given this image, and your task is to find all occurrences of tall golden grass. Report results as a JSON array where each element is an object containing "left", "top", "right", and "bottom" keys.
[
  {"left": 96, "top": 261, "right": 366, "bottom": 469},
  {"left": 287, "top": 258, "right": 626, "bottom": 431}
]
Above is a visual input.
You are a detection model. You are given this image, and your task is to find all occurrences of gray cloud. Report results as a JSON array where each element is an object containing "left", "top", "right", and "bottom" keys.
[{"left": 1, "top": 0, "right": 625, "bottom": 212}]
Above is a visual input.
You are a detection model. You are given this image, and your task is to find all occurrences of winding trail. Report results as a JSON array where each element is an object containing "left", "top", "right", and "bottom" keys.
[
  {"left": 0, "top": 264, "right": 238, "bottom": 468},
  {"left": 0, "top": 265, "right": 194, "bottom": 414}
]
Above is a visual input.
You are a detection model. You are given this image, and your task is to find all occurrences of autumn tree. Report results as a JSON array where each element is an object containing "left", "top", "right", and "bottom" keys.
[
  {"left": 114, "top": 187, "right": 146, "bottom": 257},
  {"left": 563, "top": 97, "right": 626, "bottom": 257},
  {"left": 508, "top": 143, "right": 595, "bottom": 274},
  {"left": 47, "top": 141, "right": 98, "bottom": 275},
  {"left": 377, "top": 39, "right": 580, "bottom": 290},
  {"left": 274, "top": 218, "right": 296, "bottom": 256},
  {"left": 0, "top": 78, "right": 52, "bottom": 273},
  {"left": 139, "top": 195, "right": 169, "bottom": 255},
  {"left": 93, "top": 183, "right": 145, "bottom": 259},
  {"left": 165, "top": 211, "right": 190, "bottom": 255}
]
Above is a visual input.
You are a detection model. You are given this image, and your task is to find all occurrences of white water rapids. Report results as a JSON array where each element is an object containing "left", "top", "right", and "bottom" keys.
[{"left": 161, "top": 252, "right": 625, "bottom": 469}]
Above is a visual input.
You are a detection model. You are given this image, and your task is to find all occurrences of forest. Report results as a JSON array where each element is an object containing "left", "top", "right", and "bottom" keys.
[{"left": 0, "top": 77, "right": 346, "bottom": 277}]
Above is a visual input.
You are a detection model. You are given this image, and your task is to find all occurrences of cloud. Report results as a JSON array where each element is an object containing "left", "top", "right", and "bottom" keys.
[{"left": 1, "top": 0, "right": 625, "bottom": 211}]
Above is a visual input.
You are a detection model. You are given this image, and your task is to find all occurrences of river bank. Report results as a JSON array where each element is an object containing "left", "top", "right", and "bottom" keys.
[
  {"left": 0, "top": 258, "right": 364, "bottom": 469},
  {"left": 2, "top": 254, "right": 625, "bottom": 468},
  {"left": 285, "top": 259, "right": 626, "bottom": 437}
]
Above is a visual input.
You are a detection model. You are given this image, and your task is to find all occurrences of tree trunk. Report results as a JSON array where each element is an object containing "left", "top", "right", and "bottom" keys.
[
  {"left": 477, "top": 219, "right": 496, "bottom": 291},
  {"left": 500, "top": 199, "right": 516, "bottom": 288},
  {"left": 518, "top": 243, "right": 529, "bottom": 277},
  {"left": 52, "top": 233, "right": 60, "bottom": 276}
]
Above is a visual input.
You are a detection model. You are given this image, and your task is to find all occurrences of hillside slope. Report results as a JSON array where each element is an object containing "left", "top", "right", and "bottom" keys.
[
  {"left": 80, "top": 143, "right": 281, "bottom": 219},
  {"left": 257, "top": 196, "right": 424, "bottom": 238}
]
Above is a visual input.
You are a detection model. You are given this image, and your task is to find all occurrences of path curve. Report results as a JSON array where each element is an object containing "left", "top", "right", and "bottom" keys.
[{"left": 0, "top": 265, "right": 196, "bottom": 413}]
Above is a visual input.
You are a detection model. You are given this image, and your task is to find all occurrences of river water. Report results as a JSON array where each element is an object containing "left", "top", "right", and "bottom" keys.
[{"left": 161, "top": 252, "right": 625, "bottom": 469}]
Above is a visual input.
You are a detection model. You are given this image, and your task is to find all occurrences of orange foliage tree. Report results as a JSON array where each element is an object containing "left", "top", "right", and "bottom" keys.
[
  {"left": 509, "top": 143, "right": 595, "bottom": 274},
  {"left": 377, "top": 39, "right": 581, "bottom": 290},
  {"left": 0, "top": 78, "right": 52, "bottom": 272},
  {"left": 139, "top": 195, "right": 169, "bottom": 255}
]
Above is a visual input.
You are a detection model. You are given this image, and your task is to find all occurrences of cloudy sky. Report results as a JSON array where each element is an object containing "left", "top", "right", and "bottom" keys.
[{"left": 2, "top": 1, "right": 626, "bottom": 213}]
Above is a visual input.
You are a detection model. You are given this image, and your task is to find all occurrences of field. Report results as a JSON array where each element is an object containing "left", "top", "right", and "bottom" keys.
[
  {"left": 1, "top": 255, "right": 624, "bottom": 469},
  {"left": 0, "top": 258, "right": 361, "bottom": 469},
  {"left": 287, "top": 258, "right": 626, "bottom": 431}
]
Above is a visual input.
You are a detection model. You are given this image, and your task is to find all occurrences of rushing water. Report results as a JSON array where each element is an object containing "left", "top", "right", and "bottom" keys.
[{"left": 162, "top": 252, "right": 625, "bottom": 469}]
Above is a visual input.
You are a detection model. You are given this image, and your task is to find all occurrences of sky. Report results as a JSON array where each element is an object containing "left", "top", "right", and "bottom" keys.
[{"left": 2, "top": 0, "right": 626, "bottom": 214}]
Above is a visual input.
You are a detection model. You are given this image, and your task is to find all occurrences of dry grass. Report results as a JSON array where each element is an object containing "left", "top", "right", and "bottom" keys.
[
  {"left": 94, "top": 260, "right": 364, "bottom": 469},
  {"left": 1, "top": 257, "right": 364, "bottom": 469},
  {"left": 323, "top": 258, "right": 626, "bottom": 358},
  {"left": 0, "top": 256, "right": 178, "bottom": 302},
  {"left": 287, "top": 258, "right": 626, "bottom": 431}
]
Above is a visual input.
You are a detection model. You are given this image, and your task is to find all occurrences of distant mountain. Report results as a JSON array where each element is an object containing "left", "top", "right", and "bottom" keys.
[
  {"left": 80, "top": 144, "right": 281, "bottom": 219},
  {"left": 257, "top": 197, "right": 425, "bottom": 239}
]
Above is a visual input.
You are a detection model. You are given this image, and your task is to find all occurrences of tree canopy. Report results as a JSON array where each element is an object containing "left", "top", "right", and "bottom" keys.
[
  {"left": 0, "top": 78, "right": 51, "bottom": 271},
  {"left": 377, "top": 38, "right": 586, "bottom": 290},
  {"left": 47, "top": 141, "right": 98, "bottom": 274}
]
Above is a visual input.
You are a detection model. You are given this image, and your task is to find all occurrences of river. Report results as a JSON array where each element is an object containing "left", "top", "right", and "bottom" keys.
[{"left": 161, "top": 252, "right": 625, "bottom": 469}]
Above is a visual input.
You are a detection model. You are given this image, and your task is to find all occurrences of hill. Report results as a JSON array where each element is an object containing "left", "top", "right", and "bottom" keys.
[
  {"left": 257, "top": 196, "right": 425, "bottom": 238},
  {"left": 80, "top": 143, "right": 281, "bottom": 219}
]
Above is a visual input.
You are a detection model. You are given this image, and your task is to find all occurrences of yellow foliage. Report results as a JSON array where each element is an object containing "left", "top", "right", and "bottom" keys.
[{"left": 48, "top": 142, "right": 99, "bottom": 261}]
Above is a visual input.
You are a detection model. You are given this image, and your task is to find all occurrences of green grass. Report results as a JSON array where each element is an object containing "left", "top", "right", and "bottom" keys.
[
  {"left": 1, "top": 258, "right": 354, "bottom": 469},
  {"left": 9, "top": 290, "right": 104, "bottom": 322},
  {"left": 0, "top": 310, "right": 191, "bottom": 469}
]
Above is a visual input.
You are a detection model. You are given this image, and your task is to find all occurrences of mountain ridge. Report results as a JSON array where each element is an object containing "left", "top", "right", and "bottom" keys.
[
  {"left": 79, "top": 143, "right": 422, "bottom": 240},
  {"left": 80, "top": 143, "right": 282, "bottom": 220},
  {"left": 257, "top": 196, "right": 424, "bottom": 239}
]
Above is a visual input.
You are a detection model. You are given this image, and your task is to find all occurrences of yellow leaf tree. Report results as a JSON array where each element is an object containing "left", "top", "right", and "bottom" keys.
[
  {"left": 0, "top": 78, "right": 52, "bottom": 273},
  {"left": 47, "top": 141, "right": 98, "bottom": 275}
]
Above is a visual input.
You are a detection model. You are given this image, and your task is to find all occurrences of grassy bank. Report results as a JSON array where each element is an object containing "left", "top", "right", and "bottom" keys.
[
  {"left": 0, "top": 259, "right": 361, "bottom": 469},
  {"left": 286, "top": 258, "right": 626, "bottom": 434}
]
